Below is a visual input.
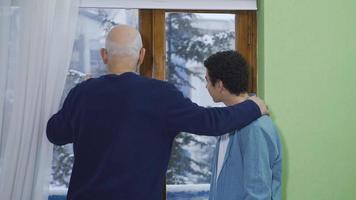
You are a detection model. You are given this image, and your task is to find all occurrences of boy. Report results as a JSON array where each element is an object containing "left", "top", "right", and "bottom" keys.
[{"left": 205, "top": 51, "right": 282, "bottom": 200}]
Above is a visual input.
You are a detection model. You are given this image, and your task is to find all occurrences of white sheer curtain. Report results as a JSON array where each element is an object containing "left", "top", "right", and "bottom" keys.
[{"left": 0, "top": 0, "right": 79, "bottom": 199}]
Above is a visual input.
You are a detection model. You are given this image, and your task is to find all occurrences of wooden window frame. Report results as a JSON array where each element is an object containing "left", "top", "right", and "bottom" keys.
[
  {"left": 139, "top": 9, "right": 257, "bottom": 93},
  {"left": 139, "top": 9, "right": 257, "bottom": 199}
]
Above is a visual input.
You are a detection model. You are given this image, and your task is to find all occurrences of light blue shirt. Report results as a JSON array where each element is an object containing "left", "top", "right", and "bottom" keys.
[{"left": 209, "top": 115, "right": 282, "bottom": 200}]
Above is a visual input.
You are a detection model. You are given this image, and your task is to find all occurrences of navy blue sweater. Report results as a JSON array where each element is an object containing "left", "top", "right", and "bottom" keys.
[{"left": 46, "top": 72, "right": 261, "bottom": 200}]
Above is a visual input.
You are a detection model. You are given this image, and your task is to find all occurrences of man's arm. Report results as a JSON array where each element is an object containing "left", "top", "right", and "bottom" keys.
[
  {"left": 164, "top": 84, "right": 263, "bottom": 136},
  {"left": 241, "top": 125, "right": 273, "bottom": 200},
  {"left": 46, "top": 87, "right": 77, "bottom": 145}
]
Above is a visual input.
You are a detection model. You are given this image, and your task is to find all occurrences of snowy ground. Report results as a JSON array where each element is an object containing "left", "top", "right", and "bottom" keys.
[
  {"left": 167, "top": 184, "right": 209, "bottom": 200},
  {"left": 49, "top": 184, "right": 209, "bottom": 200}
]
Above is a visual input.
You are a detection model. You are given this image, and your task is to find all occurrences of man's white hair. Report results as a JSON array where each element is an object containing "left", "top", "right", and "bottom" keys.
[{"left": 105, "top": 33, "right": 142, "bottom": 59}]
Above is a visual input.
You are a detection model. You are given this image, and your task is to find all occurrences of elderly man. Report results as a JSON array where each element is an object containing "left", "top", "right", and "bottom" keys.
[{"left": 46, "top": 25, "right": 267, "bottom": 200}]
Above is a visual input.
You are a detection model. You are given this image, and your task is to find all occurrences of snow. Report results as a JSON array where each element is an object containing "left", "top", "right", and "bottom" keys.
[
  {"left": 196, "top": 13, "right": 234, "bottom": 20},
  {"left": 49, "top": 184, "right": 210, "bottom": 195},
  {"left": 167, "top": 184, "right": 210, "bottom": 192},
  {"left": 69, "top": 69, "right": 87, "bottom": 77},
  {"left": 49, "top": 186, "right": 67, "bottom": 196}
]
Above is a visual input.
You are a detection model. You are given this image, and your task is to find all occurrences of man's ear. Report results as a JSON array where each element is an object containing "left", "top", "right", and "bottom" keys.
[
  {"left": 137, "top": 48, "right": 146, "bottom": 66},
  {"left": 100, "top": 48, "right": 108, "bottom": 64}
]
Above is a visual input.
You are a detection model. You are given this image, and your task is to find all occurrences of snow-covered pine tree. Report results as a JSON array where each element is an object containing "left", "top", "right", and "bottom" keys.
[{"left": 165, "top": 12, "right": 234, "bottom": 184}]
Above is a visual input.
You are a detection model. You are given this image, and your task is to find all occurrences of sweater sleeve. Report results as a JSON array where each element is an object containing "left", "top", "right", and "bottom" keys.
[
  {"left": 46, "top": 86, "right": 78, "bottom": 145},
  {"left": 164, "top": 84, "right": 261, "bottom": 136}
]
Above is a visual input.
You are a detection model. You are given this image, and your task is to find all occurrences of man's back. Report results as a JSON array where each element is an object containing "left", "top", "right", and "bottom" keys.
[
  {"left": 47, "top": 72, "right": 261, "bottom": 200},
  {"left": 50, "top": 73, "right": 174, "bottom": 199},
  {"left": 209, "top": 115, "right": 282, "bottom": 200}
]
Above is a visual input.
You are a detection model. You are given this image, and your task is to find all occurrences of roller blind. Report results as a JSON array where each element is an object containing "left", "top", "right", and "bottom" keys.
[{"left": 80, "top": 0, "right": 257, "bottom": 10}]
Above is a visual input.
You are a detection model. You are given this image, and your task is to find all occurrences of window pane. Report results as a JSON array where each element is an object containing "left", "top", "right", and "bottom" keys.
[
  {"left": 50, "top": 8, "right": 138, "bottom": 192},
  {"left": 165, "top": 12, "right": 235, "bottom": 200}
]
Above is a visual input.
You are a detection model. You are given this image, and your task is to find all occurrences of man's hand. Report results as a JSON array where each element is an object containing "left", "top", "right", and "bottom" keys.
[
  {"left": 84, "top": 74, "right": 92, "bottom": 80},
  {"left": 248, "top": 96, "right": 269, "bottom": 115}
]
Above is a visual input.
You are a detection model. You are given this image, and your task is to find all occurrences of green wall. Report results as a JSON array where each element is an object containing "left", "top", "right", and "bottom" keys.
[{"left": 257, "top": 0, "right": 356, "bottom": 199}]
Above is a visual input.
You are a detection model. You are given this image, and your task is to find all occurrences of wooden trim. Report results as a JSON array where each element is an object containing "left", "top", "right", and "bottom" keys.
[
  {"left": 139, "top": 10, "right": 166, "bottom": 80},
  {"left": 152, "top": 10, "right": 166, "bottom": 80},
  {"left": 139, "top": 10, "right": 154, "bottom": 78},
  {"left": 236, "top": 10, "right": 257, "bottom": 93}
]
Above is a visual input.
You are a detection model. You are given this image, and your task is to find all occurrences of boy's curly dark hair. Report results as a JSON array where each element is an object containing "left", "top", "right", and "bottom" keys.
[{"left": 203, "top": 50, "right": 249, "bottom": 95}]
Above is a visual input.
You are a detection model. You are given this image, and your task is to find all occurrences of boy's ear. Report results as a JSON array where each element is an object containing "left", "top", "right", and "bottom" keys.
[{"left": 217, "top": 80, "right": 225, "bottom": 92}]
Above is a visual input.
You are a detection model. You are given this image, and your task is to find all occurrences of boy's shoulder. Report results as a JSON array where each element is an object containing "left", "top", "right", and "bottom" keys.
[{"left": 237, "top": 115, "right": 279, "bottom": 140}]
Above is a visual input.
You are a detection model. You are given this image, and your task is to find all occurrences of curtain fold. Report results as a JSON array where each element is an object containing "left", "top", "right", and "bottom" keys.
[
  {"left": 0, "top": 0, "right": 79, "bottom": 199},
  {"left": 0, "top": 0, "right": 10, "bottom": 148}
]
